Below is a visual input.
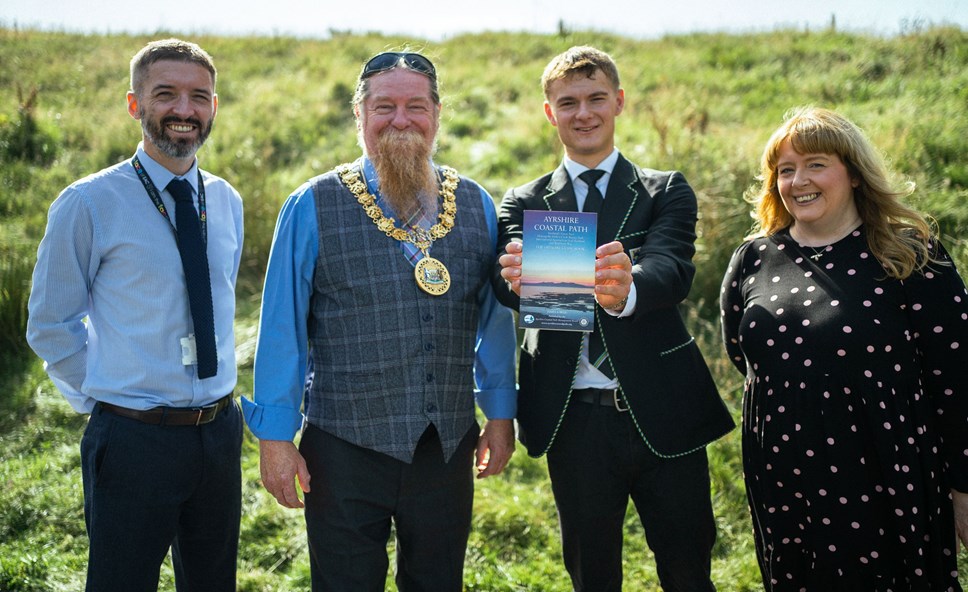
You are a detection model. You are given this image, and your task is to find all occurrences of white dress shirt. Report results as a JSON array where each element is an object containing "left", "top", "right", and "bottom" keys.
[{"left": 563, "top": 148, "right": 638, "bottom": 390}]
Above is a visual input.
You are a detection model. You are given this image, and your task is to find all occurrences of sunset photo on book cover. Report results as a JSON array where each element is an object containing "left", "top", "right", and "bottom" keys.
[{"left": 519, "top": 210, "right": 597, "bottom": 332}]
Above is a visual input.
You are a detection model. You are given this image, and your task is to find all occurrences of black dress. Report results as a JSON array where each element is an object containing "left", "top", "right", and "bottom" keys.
[{"left": 721, "top": 226, "right": 968, "bottom": 591}]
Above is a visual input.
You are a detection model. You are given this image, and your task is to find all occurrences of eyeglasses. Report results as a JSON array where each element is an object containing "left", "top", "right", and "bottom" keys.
[{"left": 360, "top": 52, "right": 436, "bottom": 81}]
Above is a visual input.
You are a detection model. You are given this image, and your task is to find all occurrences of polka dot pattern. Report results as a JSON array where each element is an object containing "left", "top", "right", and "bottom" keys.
[{"left": 720, "top": 227, "right": 968, "bottom": 590}]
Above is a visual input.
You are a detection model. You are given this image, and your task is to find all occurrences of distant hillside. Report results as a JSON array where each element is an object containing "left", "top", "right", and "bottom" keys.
[{"left": 2, "top": 27, "right": 965, "bottom": 318}]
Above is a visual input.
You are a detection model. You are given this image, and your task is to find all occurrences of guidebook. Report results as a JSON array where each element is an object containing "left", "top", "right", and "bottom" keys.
[{"left": 519, "top": 210, "right": 597, "bottom": 332}]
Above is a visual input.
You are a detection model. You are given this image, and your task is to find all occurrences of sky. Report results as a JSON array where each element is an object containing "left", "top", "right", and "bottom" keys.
[{"left": 0, "top": 0, "right": 965, "bottom": 40}]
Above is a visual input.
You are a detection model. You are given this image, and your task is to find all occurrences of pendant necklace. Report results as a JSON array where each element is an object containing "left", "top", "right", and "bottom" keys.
[
  {"left": 790, "top": 226, "right": 831, "bottom": 262},
  {"left": 337, "top": 162, "right": 459, "bottom": 296},
  {"left": 807, "top": 245, "right": 828, "bottom": 261}
]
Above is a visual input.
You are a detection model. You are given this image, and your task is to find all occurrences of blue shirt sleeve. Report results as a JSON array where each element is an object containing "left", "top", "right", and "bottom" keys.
[
  {"left": 473, "top": 185, "right": 518, "bottom": 419},
  {"left": 26, "top": 185, "right": 95, "bottom": 412},
  {"left": 241, "top": 183, "right": 318, "bottom": 440}
]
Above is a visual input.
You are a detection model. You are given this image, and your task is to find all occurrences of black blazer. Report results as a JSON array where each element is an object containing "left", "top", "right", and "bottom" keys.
[{"left": 492, "top": 154, "right": 734, "bottom": 457}]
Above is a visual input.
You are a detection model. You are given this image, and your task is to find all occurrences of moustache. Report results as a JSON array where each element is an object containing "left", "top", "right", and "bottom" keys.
[{"left": 379, "top": 128, "right": 423, "bottom": 141}]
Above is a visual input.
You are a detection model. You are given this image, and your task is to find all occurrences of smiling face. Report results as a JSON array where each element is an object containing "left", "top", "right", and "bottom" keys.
[
  {"left": 355, "top": 67, "right": 441, "bottom": 217},
  {"left": 544, "top": 71, "right": 624, "bottom": 168},
  {"left": 356, "top": 67, "right": 439, "bottom": 159},
  {"left": 775, "top": 139, "right": 860, "bottom": 238},
  {"left": 127, "top": 59, "right": 217, "bottom": 174}
]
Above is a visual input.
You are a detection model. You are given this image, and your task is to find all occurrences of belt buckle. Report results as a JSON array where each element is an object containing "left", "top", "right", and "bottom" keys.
[
  {"left": 194, "top": 398, "right": 224, "bottom": 425},
  {"left": 612, "top": 389, "right": 629, "bottom": 412}
]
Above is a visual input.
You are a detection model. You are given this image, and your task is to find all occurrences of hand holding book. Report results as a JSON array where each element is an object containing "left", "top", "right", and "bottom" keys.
[
  {"left": 497, "top": 240, "right": 524, "bottom": 296},
  {"left": 593, "top": 241, "right": 633, "bottom": 312}
]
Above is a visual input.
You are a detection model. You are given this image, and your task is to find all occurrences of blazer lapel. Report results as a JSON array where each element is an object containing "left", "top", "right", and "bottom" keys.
[
  {"left": 598, "top": 154, "right": 640, "bottom": 243},
  {"left": 542, "top": 164, "right": 578, "bottom": 212}
]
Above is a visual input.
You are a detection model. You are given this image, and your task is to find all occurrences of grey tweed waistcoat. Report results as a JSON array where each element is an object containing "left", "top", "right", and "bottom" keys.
[{"left": 306, "top": 164, "right": 492, "bottom": 463}]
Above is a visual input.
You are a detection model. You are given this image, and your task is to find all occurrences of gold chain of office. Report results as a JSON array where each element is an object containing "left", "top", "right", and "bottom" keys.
[
  {"left": 336, "top": 163, "right": 459, "bottom": 250},
  {"left": 337, "top": 162, "right": 459, "bottom": 295}
]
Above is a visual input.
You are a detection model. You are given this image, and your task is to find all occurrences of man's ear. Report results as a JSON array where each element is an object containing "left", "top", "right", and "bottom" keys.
[
  {"left": 126, "top": 91, "right": 140, "bottom": 120},
  {"left": 544, "top": 101, "right": 558, "bottom": 127}
]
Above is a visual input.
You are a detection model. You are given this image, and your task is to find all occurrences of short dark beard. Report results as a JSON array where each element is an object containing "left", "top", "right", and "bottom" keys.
[
  {"left": 372, "top": 130, "right": 437, "bottom": 221},
  {"left": 141, "top": 111, "right": 212, "bottom": 159}
]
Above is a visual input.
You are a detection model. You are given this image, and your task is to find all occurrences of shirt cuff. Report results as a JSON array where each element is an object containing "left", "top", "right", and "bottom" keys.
[
  {"left": 475, "top": 387, "right": 517, "bottom": 420},
  {"left": 44, "top": 350, "right": 92, "bottom": 412},
  {"left": 240, "top": 396, "right": 304, "bottom": 441},
  {"left": 51, "top": 376, "right": 96, "bottom": 413}
]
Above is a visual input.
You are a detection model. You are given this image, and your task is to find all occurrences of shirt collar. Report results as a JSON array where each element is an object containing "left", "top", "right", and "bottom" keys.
[
  {"left": 361, "top": 155, "right": 380, "bottom": 194},
  {"left": 136, "top": 143, "right": 200, "bottom": 194},
  {"left": 563, "top": 147, "right": 620, "bottom": 183}
]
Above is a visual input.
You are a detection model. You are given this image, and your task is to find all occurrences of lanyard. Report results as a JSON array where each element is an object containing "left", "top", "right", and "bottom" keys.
[{"left": 132, "top": 155, "right": 208, "bottom": 244}]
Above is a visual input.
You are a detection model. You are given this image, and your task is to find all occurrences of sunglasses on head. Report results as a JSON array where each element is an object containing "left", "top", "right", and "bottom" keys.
[{"left": 360, "top": 52, "right": 436, "bottom": 81}]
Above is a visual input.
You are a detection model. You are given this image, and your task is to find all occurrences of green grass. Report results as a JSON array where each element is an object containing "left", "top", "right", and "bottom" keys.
[
  {"left": 0, "top": 349, "right": 752, "bottom": 592},
  {"left": 2, "top": 25, "right": 968, "bottom": 591},
  {"left": 0, "top": 312, "right": 752, "bottom": 591}
]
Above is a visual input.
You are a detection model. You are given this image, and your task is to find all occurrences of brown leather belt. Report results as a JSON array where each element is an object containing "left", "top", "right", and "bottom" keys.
[
  {"left": 573, "top": 388, "right": 628, "bottom": 412},
  {"left": 99, "top": 394, "right": 232, "bottom": 426}
]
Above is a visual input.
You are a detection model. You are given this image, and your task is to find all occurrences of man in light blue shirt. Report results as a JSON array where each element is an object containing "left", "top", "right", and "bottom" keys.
[
  {"left": 243, "top": 51, "right": 516, "bottom": 590},
  {"left": 26, "top": 39, "right": 243, "bottom": 592}
]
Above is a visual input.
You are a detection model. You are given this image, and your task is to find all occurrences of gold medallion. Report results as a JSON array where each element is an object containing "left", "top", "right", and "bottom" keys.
[{"left": 414, "top": 256, "right": 451, "bottom": 295}]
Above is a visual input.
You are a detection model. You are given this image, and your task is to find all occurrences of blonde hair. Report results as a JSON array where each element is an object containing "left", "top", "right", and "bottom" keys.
[
  {"left": 541, "top": 46, "right": 620, "bottom": 99},
  {"left": 747, "top": 106, "right": 937, "bottom": 279}
]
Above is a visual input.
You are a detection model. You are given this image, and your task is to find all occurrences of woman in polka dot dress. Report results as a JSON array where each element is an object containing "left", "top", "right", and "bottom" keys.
[{"left": 721, "top": 107, "right": 968, "bottom": 591}]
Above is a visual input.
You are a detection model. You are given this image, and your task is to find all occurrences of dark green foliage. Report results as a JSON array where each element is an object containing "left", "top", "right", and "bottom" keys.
[{"left": 0, "top": 86, "right": 61, "bottom": 167}]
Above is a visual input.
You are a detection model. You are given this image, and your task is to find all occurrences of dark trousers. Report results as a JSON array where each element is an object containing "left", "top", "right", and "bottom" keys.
[
  {"left": 80, "top": 401, "right": 242, "bottom": 592},
  {"left": 546, "top": 398, "right": 717, "bottom": 592},
  {"left": 299, "top": 423, "right": 477, "bottom": 592}
]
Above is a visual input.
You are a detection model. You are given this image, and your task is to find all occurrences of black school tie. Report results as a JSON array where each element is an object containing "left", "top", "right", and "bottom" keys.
[
  {"left": 167, "top": 178, "right": 218, "bottom": 379},
  {"left": 578, "top": 169, "right": 614, "bottom": 379},
  {"left": 579, "top": 169, "right": 605, "bottom": 214}
]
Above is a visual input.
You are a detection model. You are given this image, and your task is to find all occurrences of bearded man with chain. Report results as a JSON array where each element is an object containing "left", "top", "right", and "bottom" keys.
[{"left": 242, "top": 51, "right": 517, "bottom": 591}]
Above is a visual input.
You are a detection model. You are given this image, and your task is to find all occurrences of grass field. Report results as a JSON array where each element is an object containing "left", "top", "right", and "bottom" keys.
[{"left": 1, "top": 25, "right": 966, "bottom": 590}]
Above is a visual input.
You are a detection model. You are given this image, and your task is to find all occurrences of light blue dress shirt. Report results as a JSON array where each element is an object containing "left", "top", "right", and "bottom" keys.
[
  {"left": 242, "top": 158, "right": 517, "bottom": 441},
  {"left": 27, "top": 144, "right": 244, "bottom": 412},
  {"left": 563, "top": 148, "right": 638, "bottom": 390}
]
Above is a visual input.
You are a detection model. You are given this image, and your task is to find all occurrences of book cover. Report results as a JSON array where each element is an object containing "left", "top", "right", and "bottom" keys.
[{"left": 519, "top": 210, "right": 597, "bottom": 332}]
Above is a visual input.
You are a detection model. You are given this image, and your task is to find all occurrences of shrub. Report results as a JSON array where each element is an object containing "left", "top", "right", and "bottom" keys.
[{"left": 0, "top": 86, "right": 60, "bottom": 166}]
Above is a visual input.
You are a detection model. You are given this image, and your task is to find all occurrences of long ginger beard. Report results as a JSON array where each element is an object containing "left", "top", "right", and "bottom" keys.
[{"left": 371, "top": 129, "right": 438, "bottom": 221}]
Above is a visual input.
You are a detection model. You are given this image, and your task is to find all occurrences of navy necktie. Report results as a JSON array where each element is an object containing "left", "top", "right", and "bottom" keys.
[
  {"left": 578, "top": 169, "right": 614, "bottom": 379},
  {"left": 167, "top": 178, "right": 218, "bottom": 379},
  {"left": 579, "top": 169, "right": 605, "bottom": 213}
]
